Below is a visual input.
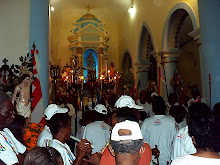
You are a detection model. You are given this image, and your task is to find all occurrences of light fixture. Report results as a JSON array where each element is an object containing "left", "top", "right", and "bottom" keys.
[
  {"left": 50, "top": 6, "right": 54, "bottom": 11},
  {"left": 128, "top": 0, "right": 136, "bottom": 17},
  {"left": 129, "top": 6, "right": 136, "bottom": 16}
]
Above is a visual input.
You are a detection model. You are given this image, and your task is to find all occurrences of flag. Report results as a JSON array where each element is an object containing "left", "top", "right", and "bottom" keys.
[
  {"left": 31, "top": 47, "right": 45, "bottom": 124},
  {"left": 159, "top": 67, "right": 167, "bottom": 85}
]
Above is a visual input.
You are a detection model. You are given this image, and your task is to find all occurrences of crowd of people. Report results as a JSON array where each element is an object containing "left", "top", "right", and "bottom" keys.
[{"left": 0, "top": 86, "right": 219, "bottom": 165}]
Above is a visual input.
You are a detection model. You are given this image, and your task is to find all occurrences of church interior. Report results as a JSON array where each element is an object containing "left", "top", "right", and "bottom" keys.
[
  {"left": 0, "top": 1, "right": 220, "bottom": 164},
  {"left": 0, "top": 0, "right": 220, "bottom": 121}
]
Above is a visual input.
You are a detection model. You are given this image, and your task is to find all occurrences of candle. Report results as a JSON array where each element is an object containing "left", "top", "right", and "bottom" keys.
[
  {"left": 66, "top": 76, "right": 68, "bottom": 89},
  {"left": 81, "top": 76, "right": 84, "bottom": 90}
]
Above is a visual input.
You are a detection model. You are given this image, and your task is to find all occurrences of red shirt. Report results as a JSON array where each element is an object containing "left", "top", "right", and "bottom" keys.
[{"left": 100, "top": 142, "right": 152, "bottom": 165}]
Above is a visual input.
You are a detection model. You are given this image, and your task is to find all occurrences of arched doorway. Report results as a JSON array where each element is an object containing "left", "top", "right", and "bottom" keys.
[
  {"left": 163, "top": 4, "right": 200, "bottom": 98},
  {"left": 122, "top": 51, "right": 134, "bottom": 86},
  {"left": 137, "top": 24, "right": 156, "bottom": 91}
]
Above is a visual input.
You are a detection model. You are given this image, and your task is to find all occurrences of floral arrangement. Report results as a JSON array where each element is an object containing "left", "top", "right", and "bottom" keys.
[{"left": 23, "top": 123, "right": 44, "bottom": 150}]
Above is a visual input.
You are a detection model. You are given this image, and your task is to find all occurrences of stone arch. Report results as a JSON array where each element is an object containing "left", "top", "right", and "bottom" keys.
[
  {"left": 136, "top": 22, "right": 156, "bottom": 91},
  {"left": 161, "top": 2, "right": 201, "bottom": 98},
  {"left": 137, "top": 22, "right": 155, "bottom": 62},
  {"left": 162, "top": 2, "right": 198, "bottom": 49},
  {"left": 121, "top": 50, "right": 134, "bottom": 86}
]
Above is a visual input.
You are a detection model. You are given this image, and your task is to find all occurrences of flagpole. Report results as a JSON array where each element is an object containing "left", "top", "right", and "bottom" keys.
[
  {"left": 209, "top": 73, "right": 211, "bottom": 108},
  {"left": 161, "top": 56, "right": 169, "bottom": 99}
]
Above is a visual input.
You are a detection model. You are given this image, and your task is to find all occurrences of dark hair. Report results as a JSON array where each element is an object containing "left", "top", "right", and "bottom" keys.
[
  {"left": 8, "top": 114, "right": 26, "bottom": 144},
  {"left": 188, "top": 119, "right": 216, "bottom": 152},
  {"left": 188, "top": 102, "right": 211, "bottom": 122},
  {"left": 111, "top": 139, "right": 144, "bottom": 154},
  {"left": 92, "top": 111, "right": 106, "bottom": 121},
  {"left": 48, "top": 113, "right": 71, "bottom": 136},
  {"left": 169, "top": 105, "right": 186, "bottom": 124},
  {"left": 18, "top": 74, "right": 30, "bottom": 84},
  {"left": 168, "top": 93, "right": 177, "bottom": 105},
  {"left": 152, "top": 96, "right": 166, "bottom": 115},
  {"left": 0, "top": 92, "right": 11, "bottom": 110},
  {"left": 24, "top": 147, "right": 62, "bottom": 165},
  {"left": 113, "top": 108, "right": 138, "bottom": 123}
]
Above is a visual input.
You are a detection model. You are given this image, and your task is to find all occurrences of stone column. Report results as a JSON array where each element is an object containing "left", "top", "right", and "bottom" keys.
[
  {"left": 135, "top": 62, "right": 152, "bottom": 91},
  {"left": 99, "top": 47, "right": 104, "bottom": 74},
  {"left": 105, "top": 54, "right": 108, "bottom": 76},
  {"left": 159, "top": 49, "right": 182, "bottom": 97},
  {"left": 77, "top": 47, "right": 83, "bottom": 76},
  {"left": 198, "top": 0, "right": 220, "bottom": 108},
  {"left": 29, "top": 0, "right": 49, "bottom": 113}
]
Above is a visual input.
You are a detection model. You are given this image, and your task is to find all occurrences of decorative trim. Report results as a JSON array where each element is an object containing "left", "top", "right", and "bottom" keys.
[
  {"left": 188, "top": 27, "right": 200, "bottom": 40},
  {"left": 135, "top": 61, "right": 152, "bottom": 68}
]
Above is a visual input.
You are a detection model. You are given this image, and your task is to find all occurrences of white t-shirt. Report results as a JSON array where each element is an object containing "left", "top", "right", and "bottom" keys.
[
  {"left": 137, "top": 100, "right": 154, "bottom": 117},
  {"left": 0, "top": 128, "right": 26, "bottom": 164},
  {"left": 171, "top": 126, "right": 196, "bottom": 160},
  {"left": 171, "top": 154, "right": 220, "bottom": 165},
  {"left": 50, "top": 139, "right": 76, "bottom": 165},
  {"left": 83, "top": 121, "right": 110, "bottom": 154},
  {"left": 37, "top": 125, "right": 53, "bottom": 147},
  {"left": 141, "top": 115, "right": 177, "bottom": 165}
]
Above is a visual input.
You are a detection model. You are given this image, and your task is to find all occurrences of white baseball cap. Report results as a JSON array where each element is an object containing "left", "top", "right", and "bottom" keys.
[
  {"left": 94, "top": 104, "right": 108, "bottom": 115},
  {"left": 44, "top": 104, "right": 68, "bottom": 120},
  {"left": 115, "top": 95, "right": 143, "bottom": 109},
  {"left": 111, "top": 120, "right": 143, "bottom": 141},
  {"left": 151, "top": 92, "right": 158, "bottom": 97}
]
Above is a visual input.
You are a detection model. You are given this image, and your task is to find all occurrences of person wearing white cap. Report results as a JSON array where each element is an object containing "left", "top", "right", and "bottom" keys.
[
  {"left": 83, "top": 104, "right": 111, "bottom": 154},
  {"left": 111, "top": 120, "right": 150, "bottom": 165},
  {"left": 115, "top": 95, "right": 143, "bottom": 109},
  {"left": 141, "top": 96, "right": 176, "bottom": 165},
  {"left": 37, "top": 104, "right": 68, "bottom": 147}
]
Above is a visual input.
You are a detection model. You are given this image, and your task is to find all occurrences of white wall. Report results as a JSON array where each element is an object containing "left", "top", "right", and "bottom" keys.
[{"left": 0, "top": 0, "right": 30, "bottom": 66}]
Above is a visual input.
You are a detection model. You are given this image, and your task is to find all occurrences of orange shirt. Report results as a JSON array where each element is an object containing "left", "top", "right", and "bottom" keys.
[{"left": 100, "top": 142, "right": 152, "bottom": 165}]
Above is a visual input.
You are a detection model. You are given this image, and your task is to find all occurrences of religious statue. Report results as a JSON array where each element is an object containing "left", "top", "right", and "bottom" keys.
[
  {"left": 87, "top": 53, "right": 95, "bottom": 71},
  {"left": 12, "top": 72, "right": 33, "bottom": 123},
  {"left": 146, "top": 80, "right": 158, "bottom": 93}
]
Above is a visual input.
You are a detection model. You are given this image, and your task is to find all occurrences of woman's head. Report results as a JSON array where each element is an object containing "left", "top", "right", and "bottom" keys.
[{"left": 24, "top": 147, "right": 63, "bottom": 165}]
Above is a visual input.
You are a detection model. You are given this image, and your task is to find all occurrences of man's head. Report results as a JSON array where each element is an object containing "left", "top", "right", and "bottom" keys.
[
  {"left": 139, "top": 90, "right": 148, "bottom": 104},
  {"left": 111, "top": 120, "right": 144, "bottom": 165},
  {"left": 44, "top": 104, "right": 68, "bottom": 121},
  {"left": 152, "top": 96, "right": 166, "bottom": 115},
  {"left": 187, "top": 102, "right": 211, "bottom": 122},
  {"left": 168, "top": 93, "right": 177, "bottom": 105},
  {"left": 0, "top": 92, "right": 15, "bottom": 130},
  {"left": 92, "top": 104, "right": 108, "bottom": 121},
  {"left": 111, "top": 108, "right": 138, "bottom": 127},
  {"left": 191, "top": 88, "right": 200, "bottom": 99},
  {"left": 48, "top": 113, "right": 71, "bottom": 142}
]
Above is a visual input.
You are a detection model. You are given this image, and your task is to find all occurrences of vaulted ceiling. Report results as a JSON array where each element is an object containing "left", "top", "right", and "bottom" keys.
[{"left": 50, "top": 0, "right": 132, "bottom": 22}]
